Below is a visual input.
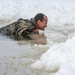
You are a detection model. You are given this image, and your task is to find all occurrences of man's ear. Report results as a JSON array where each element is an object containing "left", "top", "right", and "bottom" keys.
[{"left": 37, "top": 20, "right": 41, "bottom": 24}]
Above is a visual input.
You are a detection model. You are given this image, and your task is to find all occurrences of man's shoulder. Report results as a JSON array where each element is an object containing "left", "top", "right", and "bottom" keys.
[
  {"left": 17, "top": 18, "right": 32, "bottom": 24},
  {"left": 17, "top": 18, "right": 36, "bottom": 29}
]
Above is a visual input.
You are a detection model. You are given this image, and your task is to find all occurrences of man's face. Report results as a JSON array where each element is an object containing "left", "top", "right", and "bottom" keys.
[{"left": 37, "top": 16, "right": 48, "bottom": 31}]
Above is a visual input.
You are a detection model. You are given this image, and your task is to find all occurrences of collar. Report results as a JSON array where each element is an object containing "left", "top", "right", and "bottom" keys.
[
  {"left": 30, "top": 18, "right": 39, "bottom": 32},
  {"left": 30, "top": 18, "right": 37, "bottom": 27}
]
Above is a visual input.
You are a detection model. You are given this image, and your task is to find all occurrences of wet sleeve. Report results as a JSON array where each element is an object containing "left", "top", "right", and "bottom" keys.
[{"left": 15, "top": 19, "right": 31, "bottom": 38}]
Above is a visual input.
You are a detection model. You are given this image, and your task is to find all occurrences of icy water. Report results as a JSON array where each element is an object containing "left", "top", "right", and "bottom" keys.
[{"left": 0, "top": 24, "right": 75, "bottom": 75}]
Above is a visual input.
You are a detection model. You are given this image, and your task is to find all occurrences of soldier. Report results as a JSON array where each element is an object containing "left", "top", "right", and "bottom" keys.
[{"left": 0, "top": 13, "right": 48, "bottom": 40}]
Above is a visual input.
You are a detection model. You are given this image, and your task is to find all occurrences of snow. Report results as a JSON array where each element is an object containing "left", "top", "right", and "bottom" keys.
[{"left": 32, "top": 35, "right": 75, "bottom": 75}]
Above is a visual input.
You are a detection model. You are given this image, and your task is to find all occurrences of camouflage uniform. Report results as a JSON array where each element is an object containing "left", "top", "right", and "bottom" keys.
[{"left": 0, "top": 18, "right": 38, "bottom": 40}]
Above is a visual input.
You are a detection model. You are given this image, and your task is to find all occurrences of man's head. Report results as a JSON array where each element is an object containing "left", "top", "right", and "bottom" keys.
[{"left": 34, "top": 13, "right": 48, "bottom": 31}]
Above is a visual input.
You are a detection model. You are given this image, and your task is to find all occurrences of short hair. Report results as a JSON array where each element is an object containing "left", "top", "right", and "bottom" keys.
[{"left": 34, "top": 13, "right": 47, "bottom": 23}]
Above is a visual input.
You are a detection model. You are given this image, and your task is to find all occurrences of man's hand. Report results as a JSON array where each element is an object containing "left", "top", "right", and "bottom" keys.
[{"left": 30, "top": 33, "right": 47, "bottom": 45}]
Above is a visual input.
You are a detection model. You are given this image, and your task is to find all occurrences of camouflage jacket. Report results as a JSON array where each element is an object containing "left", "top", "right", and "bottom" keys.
[{"left": 0, "top": 18, "right": 38, "bottom": 40}]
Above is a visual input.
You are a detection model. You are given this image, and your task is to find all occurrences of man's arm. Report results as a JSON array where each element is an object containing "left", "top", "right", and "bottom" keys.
[{"left": 15, "top": 19, "right": 32, "bottom": 39}]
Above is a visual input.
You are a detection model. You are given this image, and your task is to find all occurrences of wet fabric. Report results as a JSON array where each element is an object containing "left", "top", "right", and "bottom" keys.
[{"left": 0, "top": 18, "right": 39, "bottom": 40}]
